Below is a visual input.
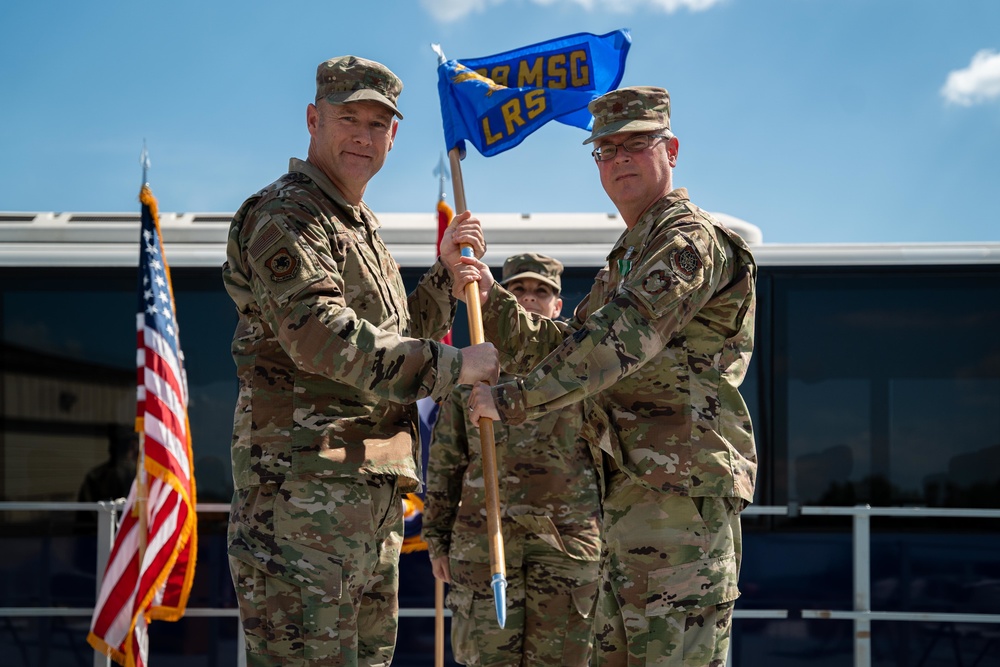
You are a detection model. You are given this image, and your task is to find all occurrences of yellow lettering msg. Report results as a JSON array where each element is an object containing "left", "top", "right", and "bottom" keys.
[
  {"left": 481, "top": 89, "right": 548, "bottom": 146},
  {"left": 547, "top": 54, "right": 567, "bottom": 88},
  {"left": 544, "top": 50, "right": 591, "bottom": 89},
  {"left": 475, "top": 50, "right": 591, "bottom": 90},
  {"left": 518, "top": 58, "right": 543, "bottom": 87},
  {"left": 569, "top": 50, "right": 589, "bottom": 87}
]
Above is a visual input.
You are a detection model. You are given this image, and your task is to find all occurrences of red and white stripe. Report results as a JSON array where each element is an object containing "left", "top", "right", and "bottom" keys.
[{"left": 88, "top": 187, "right": 197, "bottom": 667}]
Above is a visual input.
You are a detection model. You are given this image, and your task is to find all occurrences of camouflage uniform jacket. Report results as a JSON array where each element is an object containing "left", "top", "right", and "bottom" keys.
[
  {"left": 484, "top": 188, "right": 758, "bottom": 502},
  {"left": 423, "top": 375, "right": 602, "bottom": 565},
  {"left": 222, "top": 158, "right": 462, "bottom": 492}
]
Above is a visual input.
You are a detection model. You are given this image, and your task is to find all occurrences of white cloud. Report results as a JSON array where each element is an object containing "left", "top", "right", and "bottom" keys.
[
  {"left": 570, "top": 0, "right": 724, "bottom": 11},
  {"left": 420, "top": 0, "right": 490, "bottom": 22},
  {"left": 421, "top": 0, "right": 724, "bottom": 23},
  {"left": 941, "top": 49, "right": 1000, "bottom": 106}
]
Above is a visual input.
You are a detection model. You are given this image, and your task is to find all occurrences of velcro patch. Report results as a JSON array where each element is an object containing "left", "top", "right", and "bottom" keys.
[
  {"left": 249, "top": 222, "right": 283, "bottom": 260},
  {"left": 264, "top": 248, "right": 299, "bottom": 282},
  {"left": 642, "top": 269, "right": 673, "bottom": 296},
  {"left": 669, "top": 245, "right": 702, "bottom": 281}
]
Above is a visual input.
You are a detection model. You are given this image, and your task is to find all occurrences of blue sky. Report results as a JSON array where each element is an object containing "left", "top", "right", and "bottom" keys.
[{"left": 1, "top": 0, "right": 998, "bottom": 243}]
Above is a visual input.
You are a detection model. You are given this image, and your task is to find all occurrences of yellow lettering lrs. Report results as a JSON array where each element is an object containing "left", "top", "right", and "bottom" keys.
[
  {"left": 525, "top": 89, "right": 546, "bottom": 119},
  {"left": 502, "top": 99, "right": 525, "bottom": 135},
  {"left": 482, "top": 117, "right": 502, "bottom": 145}
]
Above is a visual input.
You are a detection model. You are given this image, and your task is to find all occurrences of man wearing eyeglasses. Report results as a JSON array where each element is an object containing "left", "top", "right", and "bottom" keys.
[{"left": 452, "top": 86, "right": 759, "bottom": 666}]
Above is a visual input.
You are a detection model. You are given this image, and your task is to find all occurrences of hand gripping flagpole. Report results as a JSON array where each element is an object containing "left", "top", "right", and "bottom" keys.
[{"left": 434, "top": 43, "right": 508, "bottom": 629}]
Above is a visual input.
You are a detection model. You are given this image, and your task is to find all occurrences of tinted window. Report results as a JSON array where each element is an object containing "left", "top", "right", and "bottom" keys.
[
  {"left": 0, "top": 267, "right": 237, "bottom": 507},
  {"left": 769, "top": 267, "right": 1000, "bottom": 508}
]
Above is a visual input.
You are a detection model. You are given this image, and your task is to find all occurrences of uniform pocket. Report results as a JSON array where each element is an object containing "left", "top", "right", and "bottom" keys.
[
  {"left": 229, "top": 524, "right": 344, "bottom": 661},
  {"left": 445, "top": 586, "right": 479, "bottom": 665},
  {"left": 639, "top": 555, "right": 739, "bottom": 666},
  {"left": 645, "top": 553, "right": 739, "bottom": 617},
  {"left": 572, "top": 579, "right": 600, "bottom": 619},
  {"left": 561, "top": 578, "right": 600, "bottom": 667}
]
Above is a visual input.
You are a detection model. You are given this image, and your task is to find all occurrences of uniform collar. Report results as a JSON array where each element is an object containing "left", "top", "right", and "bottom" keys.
[
  {"left": 288, "top": 157, "right": 380, "bottom": 230},
  {"left": 610, "top": 187, "right": 690, "bottom": 259},
  {"left": 637, "top": 187, "right": 689, "bottom": 228}
]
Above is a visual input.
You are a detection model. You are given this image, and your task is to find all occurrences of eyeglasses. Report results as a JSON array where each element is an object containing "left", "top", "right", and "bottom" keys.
[{"left": 591, "top": 134, "right": 669, "bottom": 162}]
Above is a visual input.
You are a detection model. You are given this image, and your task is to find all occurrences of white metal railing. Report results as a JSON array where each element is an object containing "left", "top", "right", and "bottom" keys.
[
  {"left": 1, "top": 502, "right": 998, "bottom": 667},
  {"left": 791, "top": 505, "right": 1000, "bottom": 667}
]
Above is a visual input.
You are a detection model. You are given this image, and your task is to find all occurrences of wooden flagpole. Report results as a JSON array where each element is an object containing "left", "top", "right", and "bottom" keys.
[
  {"left": 435, "top": 577, "right": 445, "bottom": 667},
  {"left": 448, "top": 146, "right": 508, "bottom": 628}
]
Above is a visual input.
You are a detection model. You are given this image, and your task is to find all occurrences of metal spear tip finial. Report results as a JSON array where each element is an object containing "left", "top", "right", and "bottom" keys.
[
  {"left": 140, "top": 141, "right": 151, "bottom": 186},
  {"left": 432, "top": 152, "right": 449, "bottom": 180},
  {"left": 433, "top": 153, "right": 450, "bottom": 201},
  {"left": 491, "top": 573, "right": 508, "bottom": 628}
]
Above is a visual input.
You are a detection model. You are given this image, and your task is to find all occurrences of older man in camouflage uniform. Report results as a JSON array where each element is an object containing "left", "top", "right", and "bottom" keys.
[
  {"left": 459, "top": 87, "right": 758, "bottom": 666},
  {"left": 222, "top": 55, "right": 498, "bottom": 667},
  {"left": 424, "top": 253, "right": 602, "bottom": 667}
]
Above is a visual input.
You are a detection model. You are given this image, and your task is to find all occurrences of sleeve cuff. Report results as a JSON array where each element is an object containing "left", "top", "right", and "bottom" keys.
[
  {"left": 431, "top": 256, "right": 455, "bottom": 287},
  {"left": 425, "top": 540, "right": 449, "bottom": 560},
  {"left": 492, "top": 379, "right": 527, "bottom": 425},
  {"left": 431, "top": 342, "right": 464, "bottom": 402}
]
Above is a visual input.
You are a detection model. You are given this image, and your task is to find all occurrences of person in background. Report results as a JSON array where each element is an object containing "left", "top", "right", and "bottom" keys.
[
  {"left": 221, "top": 54, "right": 497, "bottom": 667},
  {"left": 75, "top": 425, "right": 140, "bottom": 572},
  {"left": 424, "top": 253, "right": 602, "bottom": 667},
  {"left": 455, "top": 86, "right": 758, "bottom": 666},
  {"left": 77, "top": 425, "right": 139, "bottom": 504}
]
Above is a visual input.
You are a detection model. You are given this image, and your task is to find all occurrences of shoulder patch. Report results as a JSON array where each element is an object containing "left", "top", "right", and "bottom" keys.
[
  {"left": 669, "top": 244, "right": 702, "bottom": 281},
  {"left": 264, "top": 248, "right": 299, "bottom": 283},
  {"left": 642, "top": 269, "right": 674, "bottom": 296},
  {"left": 249, "top": 222, "right": 283, "bottom": 260}
]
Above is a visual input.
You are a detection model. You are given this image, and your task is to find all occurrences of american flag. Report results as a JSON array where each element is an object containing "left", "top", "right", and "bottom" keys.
[{"left": 87, "top": 183, "right": 198, "bottom": 667}]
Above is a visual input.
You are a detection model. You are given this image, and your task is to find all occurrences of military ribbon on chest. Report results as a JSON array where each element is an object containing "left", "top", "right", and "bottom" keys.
[{"left": 617, "top": 246, "right": 636, "bottom": 280}]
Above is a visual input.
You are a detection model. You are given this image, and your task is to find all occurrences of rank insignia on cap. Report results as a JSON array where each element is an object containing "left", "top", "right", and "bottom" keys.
[
  {"left": 670, "top": 245, "right": 701, "bottom": 280},
  {"left": 265, "top": 248, "right": 299, "bottom": 282}
]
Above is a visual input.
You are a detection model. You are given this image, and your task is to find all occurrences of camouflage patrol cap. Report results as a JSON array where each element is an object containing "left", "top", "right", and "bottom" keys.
[
  {"left": 500, "top": 253, "right": 563, "bottom": 293},
  {"left": 583, "top": 86, "right": 672, "bottom": 145},
  {"left": 316, "top": 55, "right": 404, "bottom": 119}
]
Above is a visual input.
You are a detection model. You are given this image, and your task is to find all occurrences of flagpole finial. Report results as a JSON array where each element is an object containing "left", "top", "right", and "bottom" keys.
[
  {"left": 140, "top": 141, "right": 151, "bottom": 187},
  {"left": 431, "top": 43, "right": 447, "bottom": 65},
  {"left": 433, "top": 152, "right": 450, "bottom": 201}
]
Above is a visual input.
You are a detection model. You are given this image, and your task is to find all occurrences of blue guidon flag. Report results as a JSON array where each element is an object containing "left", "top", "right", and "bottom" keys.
[{"left": 438, "top": 29, "right": 631, "bottom": 158}]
